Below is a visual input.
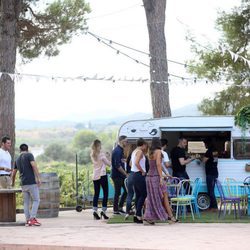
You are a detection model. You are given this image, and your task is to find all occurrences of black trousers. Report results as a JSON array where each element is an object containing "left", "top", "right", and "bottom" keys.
[
  {"left": 112, "top": 177, "right": 127, "bottom": 212},
  {"left": 133, "top": 172, "right": 147, "bottom": 217},
  {"left": 93, "top": 175, "right": 109, "bottom": 210},
  {"left": 206, "top": 175, "right": 218, "bottom": 209},
  {"left": 126, "top": 172, "right": 135, "bottom": 214}
]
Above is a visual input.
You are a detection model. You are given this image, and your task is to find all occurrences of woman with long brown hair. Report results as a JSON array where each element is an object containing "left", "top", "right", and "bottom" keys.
[
  {"left": 90, "top": 139, "right": 111, "bottom": 220},
  {"left": 143, "top": 138, "right": 177, "bottom": 225}
]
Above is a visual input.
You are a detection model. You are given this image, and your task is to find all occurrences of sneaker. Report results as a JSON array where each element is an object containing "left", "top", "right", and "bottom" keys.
[
  {"left": 124, "top": 214, "right": 130, "bottom": 220},
  {"left": 113, "top": 211, "right": 120, "bottom": 215},
  {"left": 28, "top": 218, "right": 41, "bottom": 226},
  {"left": 118, "top": 209, "right": 126, "bottom": 215}
]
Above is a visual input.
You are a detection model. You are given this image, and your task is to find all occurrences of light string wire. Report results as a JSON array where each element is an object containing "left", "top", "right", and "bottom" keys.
[
  {"left": 87, "top": 31, "right": 188, "bottom": 67},
  {"left": 176, "top": 18, "right": 250, "bottom": 68},
  {"left": 87, "top": 31, "right": 248, "bottom": 83},
  {"left": 0, "top": 71, "right": 249, "bottom": 87}
]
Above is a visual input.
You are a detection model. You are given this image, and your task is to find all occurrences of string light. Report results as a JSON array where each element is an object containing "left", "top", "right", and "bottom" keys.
[
  {"left": 87, "top": 31, "right": 188, "bottom": 67},
  {"left": 0, "top": 71, "right": 249, "bottom": 87},
  {"left": 87, "top": 31, "right": 250, "bottom": 85},
  {"left": 87, "top": 31, "right": 199, "bottom": 81},
  {"left": 177, "top": 18, "right": 250, "bottom": 68}
]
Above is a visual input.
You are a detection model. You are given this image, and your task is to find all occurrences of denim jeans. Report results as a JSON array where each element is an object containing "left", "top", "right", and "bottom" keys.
[
  {"left": 21, "top": 184, "right": 40, "bottom": 220},
  {"left": 126, "top": 172, "right": 135, "bottom": 214},
  {"left": 112, "top": 177, "right": 127, "bottom": 212},
  {"left": 93, "top": 175, "right": 109, "bottom": 212},
  {"left": 206, "top": 175, "right": 218, "bottom": 209},
  {"left": 133, "top": 172, "right": 147, "bottom": 217}
]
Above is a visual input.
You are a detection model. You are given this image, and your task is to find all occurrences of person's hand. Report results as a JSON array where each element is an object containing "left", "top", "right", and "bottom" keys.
[
  {"left": 160, "top": 178, "right": 164, "bottom": 187},
  {"left": 37, "top": 179, "right": 42, "bottom": 187}
]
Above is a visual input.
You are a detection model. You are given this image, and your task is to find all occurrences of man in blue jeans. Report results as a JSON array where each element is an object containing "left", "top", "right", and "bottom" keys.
[
  {"left": 12, "top": 144, "right": 42, "bottom": 226},
  {"left": 111, "top": 135, "right": 128, "bottom": 214}
]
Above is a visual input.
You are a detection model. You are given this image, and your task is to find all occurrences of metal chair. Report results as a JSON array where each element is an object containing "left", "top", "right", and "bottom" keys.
[
  {"left": 190, "top": 178, "right": 202, "bottom": 217},
  {"left": 215, "top": 179, "right": 241, "bottom": 219},
  {"left": 243, "top": 176, "right": 250, "bottom": 216},
  {"left": 166, "top": 177, "right": 180, "bottom": 199},
  {"left": 224, "top": 177, "right": 247, "bottom": 214},
  {"left": 170, "top": 179, "right": 195, "bottom": 220}
]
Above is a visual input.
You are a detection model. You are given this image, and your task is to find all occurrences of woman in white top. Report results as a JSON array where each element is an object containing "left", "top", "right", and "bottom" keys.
[
  {"left": 131, "top": 138, "right": 148, "bottom": 223},
  {"left": 90, "top": 139, "right": 111, "bottom": 220}
]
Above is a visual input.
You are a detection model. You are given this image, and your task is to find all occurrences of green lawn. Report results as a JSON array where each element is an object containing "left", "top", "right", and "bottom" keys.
[{"left": 107, "top": 211, "right": 250, "bottom": 224}]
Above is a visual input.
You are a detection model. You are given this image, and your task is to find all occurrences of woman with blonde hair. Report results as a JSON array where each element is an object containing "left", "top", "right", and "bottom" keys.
[{"left": 90, "top": 139, "right": 111, "bottom": 220}]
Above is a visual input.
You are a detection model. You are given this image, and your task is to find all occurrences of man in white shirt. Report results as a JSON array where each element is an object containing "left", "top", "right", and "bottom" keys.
[
  {"left": 0, "top": 136, "right": 12, "bottom": 188},
  {"left": 161, "top": 139, "right": 172, "bottom": 177}
]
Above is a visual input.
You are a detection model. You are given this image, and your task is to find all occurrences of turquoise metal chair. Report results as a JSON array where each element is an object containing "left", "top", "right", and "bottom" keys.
[
  {"left": 190, "top": 178, "right": 202, "bottom": 217},
  {"left": 170, "top": 179, "right": 195, "bottom": 220}
]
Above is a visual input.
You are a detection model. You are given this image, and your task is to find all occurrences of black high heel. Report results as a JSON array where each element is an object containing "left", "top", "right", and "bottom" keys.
[
  {"left": 93, "top": 211, "right": 100, "bottom": 220},
  {"left": 100, "top": 211, "right": 109, "bottom": 220}
]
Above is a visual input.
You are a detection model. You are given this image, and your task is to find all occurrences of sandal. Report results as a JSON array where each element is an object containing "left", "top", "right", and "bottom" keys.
[
  {"left": 168, "top": 216, "right": 179, "bottom": 223},
  {"left": 143, "top": 219, "right": 155, "bottom": 225}
]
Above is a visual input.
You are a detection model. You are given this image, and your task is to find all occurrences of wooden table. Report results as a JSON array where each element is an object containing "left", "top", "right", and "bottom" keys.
[{"left": 0, "top": 188, "right": 22, "bottom": 222}]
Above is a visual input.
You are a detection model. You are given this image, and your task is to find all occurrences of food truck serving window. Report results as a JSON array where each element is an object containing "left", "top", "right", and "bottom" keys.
[{"left": 233, "top": 139, "right": 250, "bottom": 160}]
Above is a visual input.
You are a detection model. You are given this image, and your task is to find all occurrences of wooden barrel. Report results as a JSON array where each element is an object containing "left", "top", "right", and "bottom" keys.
[{"left": 37, "top": 172, "right": 60, "bottom": 218}]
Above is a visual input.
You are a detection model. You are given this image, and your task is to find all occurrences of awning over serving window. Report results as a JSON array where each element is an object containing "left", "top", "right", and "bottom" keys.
[{"left": 160, "top": 127, "right": 232, "bottom": 132}]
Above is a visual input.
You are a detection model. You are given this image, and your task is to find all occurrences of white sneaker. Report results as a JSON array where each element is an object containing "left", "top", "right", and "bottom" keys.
[{"left": 124, "top": 214, "right": 130, "bottom": 220}]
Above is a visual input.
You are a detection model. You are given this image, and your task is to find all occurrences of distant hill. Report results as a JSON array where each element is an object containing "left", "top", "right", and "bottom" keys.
[
  {"left": 16, "top": 119, "right": 76, "bottom": 130},
  {"left": 16, "top": 104, "right": 200, "bottom": 130}
]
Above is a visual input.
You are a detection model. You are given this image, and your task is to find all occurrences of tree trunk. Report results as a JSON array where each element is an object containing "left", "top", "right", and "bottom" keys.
[
  {"left": 0, "top": 0, "right": 21, "bottom": 158},
  {"left": 142, "top": 0, "right": 171, "bottom": 118}
]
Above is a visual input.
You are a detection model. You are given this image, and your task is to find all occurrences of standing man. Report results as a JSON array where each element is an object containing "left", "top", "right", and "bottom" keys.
[
  {"left": 0, "top": 136, "right": 12, "bottom": 189},
  {"left": 111, "top": 135, "right": 128, "bottom": 214},
  {"left": 202, "top": 138, "right": 219, "bottom": 211},
  {"left": 160, "top": 139, "right": 172, "bottom": 177},
  {"left": 170, "top": 137, "right": 195, "bottom": 180},
  {"left": 12, "top": 144, "right": 42, "bottom": 226}
]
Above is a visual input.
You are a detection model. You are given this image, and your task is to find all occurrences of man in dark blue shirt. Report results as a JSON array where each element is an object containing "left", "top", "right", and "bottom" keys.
[
  {"left": 12, "top": 144, "right": 42, "bottom": 226},
  {"left": 111, "top": 135, "right": 128, "bottom": 214}
]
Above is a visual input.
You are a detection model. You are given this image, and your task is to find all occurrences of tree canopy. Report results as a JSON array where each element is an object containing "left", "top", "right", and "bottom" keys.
[
  {"left": 18, "top": 0, "right": 90, "bottom": 60},
  {"left": 0, "top": 0, "right": 90, "bottom": 157},
  {"left": 187, "top": 0, "right": 249, "bottom": 115}
]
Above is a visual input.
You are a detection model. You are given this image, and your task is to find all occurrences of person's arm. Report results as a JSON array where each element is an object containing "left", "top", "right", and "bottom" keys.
[
  {"left": 113, "top": 151, "right": 128, "bottom": 177},
  {"left": 30, "top": 161, "right": 41, "bottom": 186},
  {"left": 202, "top": 149, "right": 211, "bottom": 164},
  {"left": 135, "top": 150, "right": 146, "bottom": 175},
  {"left": 0, "top": 166, "right": 11, "bottom": 172},
  {"left": 117, "top": 166, "right": 128, "bottom": 177},
  {"left": 101, "top": 153, "right": 111, "bottom": 166},
  {"left": 202, "top": 156, "right": 209, "bottom": 164},
  {"left": 155, "top": 150, "right": 164, "bottom": 185},
  {"left": 11, "top": 168, "right": 17, "bottom": 187},
  {"left": 179, "top": 157, "right": 195, "bottom": 165}
]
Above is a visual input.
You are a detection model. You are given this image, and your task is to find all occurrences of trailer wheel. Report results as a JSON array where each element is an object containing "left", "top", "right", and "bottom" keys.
[
  {"left": 197, "top": 193, "right": 210, "bottom": 210},
  {"left": 76, "top": 205, "right": 83, "bottom": 212}
]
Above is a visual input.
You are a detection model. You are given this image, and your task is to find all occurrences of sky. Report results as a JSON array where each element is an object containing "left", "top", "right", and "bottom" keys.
[{"left": 15, "top": 0, "right": 240, "bottom": 121}]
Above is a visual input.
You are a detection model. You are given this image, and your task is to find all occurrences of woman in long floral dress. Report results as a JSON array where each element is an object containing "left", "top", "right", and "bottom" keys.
[{"left": 143, "top": 138, "right": 178, "bottom": 225}]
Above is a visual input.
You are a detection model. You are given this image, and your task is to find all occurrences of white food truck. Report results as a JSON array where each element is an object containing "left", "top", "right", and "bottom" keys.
[{"left": 118, "top": 116, "right": 250, "bottom": 209}]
